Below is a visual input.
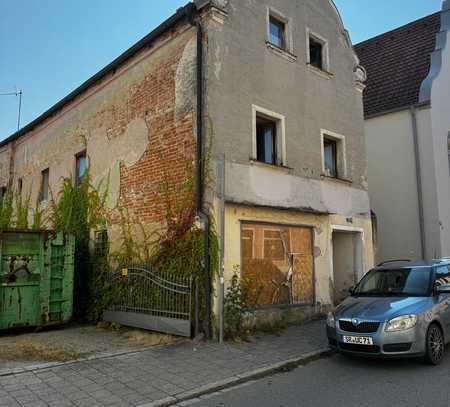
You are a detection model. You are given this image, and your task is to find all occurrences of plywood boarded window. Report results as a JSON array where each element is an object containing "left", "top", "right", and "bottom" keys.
[
  {"left": 263, "top": 229, "right": 285, "bottom": 261},
  {"left": 241, "top": 223, "right": 314, "bottom": 307}
]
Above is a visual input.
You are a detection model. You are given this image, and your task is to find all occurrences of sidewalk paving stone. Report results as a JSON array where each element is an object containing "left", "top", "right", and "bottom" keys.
[{"left": 0, "top": 320, "right": 327, "bottom": 407}]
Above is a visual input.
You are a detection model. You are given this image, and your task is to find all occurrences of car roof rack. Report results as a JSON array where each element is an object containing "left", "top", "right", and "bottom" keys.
[{"left": 377, "top": 259, "right": 411, "bottom": 267}]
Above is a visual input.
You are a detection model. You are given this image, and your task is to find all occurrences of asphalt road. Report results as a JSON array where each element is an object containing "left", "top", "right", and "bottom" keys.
[{"left": 185, "top": 352, "right": 450, "bottom": 407}]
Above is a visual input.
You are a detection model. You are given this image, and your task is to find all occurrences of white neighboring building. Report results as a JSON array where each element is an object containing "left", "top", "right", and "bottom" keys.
[{"left": 355, "top": 1, "right": 450, "bottom": 262}]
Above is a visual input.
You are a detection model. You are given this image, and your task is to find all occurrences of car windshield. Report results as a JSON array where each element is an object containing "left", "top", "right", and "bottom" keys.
[{"left": 353, "top": 267, "right": 432, "bottom": 297}]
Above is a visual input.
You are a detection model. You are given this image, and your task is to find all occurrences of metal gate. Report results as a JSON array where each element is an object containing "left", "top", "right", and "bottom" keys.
[{"left": 103, "top": 265, "right": 193, "bottom": 337}]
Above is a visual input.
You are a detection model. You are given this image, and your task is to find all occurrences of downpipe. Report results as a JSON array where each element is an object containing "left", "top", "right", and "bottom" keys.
[
  {"left": 410, "top": 106, "right": 426, "bottom": 260},
  {"left": 188, "top": 5, "right": 212, "bottom": 339}
]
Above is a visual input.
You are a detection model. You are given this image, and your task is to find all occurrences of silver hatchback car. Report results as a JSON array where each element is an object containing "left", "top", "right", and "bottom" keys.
[{"left": 327, "top": 259, "right": 450, "bottom": 365}]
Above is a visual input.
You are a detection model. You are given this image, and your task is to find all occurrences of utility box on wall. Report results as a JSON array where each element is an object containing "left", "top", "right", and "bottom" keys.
[{"left": 0, "top": 230, "right": 75, "bottom": 330}]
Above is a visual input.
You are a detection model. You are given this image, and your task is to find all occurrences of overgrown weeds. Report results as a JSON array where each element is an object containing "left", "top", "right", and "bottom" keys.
[
  {"left": 0, "top": 342, "right": 80, "bottom": 362},
  {"left": 224, "top": 267, "right": 256, "bottom": 341},
  {"left": 46, "top": 170, "right": 109, "bottom": 319}
]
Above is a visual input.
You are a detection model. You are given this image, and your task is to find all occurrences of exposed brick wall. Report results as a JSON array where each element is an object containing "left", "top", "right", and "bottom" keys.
[
  {"left": 117, "top": 113, "right": 195, "bottom": 225},
  {"left": 5, "top": 23, "right": 197, "bottom": 233},
  {"left": 105, "top": 31, "right": 197, "bottom": 225}
]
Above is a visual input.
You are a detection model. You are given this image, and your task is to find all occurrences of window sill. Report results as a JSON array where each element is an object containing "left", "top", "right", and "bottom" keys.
[
  {"left": 320, "top": 174, "right": 352, "bottom": 185},
  {"left": 250, "top": 159, "right": 292, "bottom": 174},
  {"left": 266, "top": 42, "right": 297, "bottom": 62},
  {"left": 307, "top": 64, "right": 334, "bottom": 79}
]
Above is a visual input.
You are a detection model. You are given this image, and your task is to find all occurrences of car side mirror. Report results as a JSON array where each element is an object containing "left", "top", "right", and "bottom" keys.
[
  {"left": 349, "top": 286, "right": 356, "bottom": 295},
  {"left": 436, "top": 284, "right": 450, "bottom": 295}
]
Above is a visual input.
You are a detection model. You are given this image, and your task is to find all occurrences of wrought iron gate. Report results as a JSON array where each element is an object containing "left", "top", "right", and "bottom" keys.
[{"left": 103, "top": 265, "right": 193, "bottom": 337}]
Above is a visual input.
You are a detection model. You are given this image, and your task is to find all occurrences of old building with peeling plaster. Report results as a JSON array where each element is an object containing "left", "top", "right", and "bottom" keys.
[{"left": 0, "top": 0, "right": 374, "bottom": 324}]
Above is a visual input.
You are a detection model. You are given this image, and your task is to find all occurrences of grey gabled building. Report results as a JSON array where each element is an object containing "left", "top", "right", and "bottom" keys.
[{"left": 0, "top": 0, "right": 373, "bottom": 327}]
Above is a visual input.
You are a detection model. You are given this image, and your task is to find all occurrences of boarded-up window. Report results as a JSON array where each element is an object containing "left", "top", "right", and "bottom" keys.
[
  {"left": 241, "top": 223, "right": 314, "bottom": 307},
  {"left": 263, "top": 230, "right": 285, "bottom": 260}
]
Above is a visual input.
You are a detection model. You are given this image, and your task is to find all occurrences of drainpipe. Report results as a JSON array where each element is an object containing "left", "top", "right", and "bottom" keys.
[
  {"left": 410, "top": 106, "right": 426, "bottom": 260},
  {"left": 188, "top": 5, "right": 212, "bottom": 339}
]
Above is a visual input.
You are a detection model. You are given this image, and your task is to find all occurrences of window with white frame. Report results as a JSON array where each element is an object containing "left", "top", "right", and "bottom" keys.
[
  {"left": 269, "top": 16, "right": 286, "bottom": 49},
  {"left": 252, "top": 105, "right": 286, "bottom": 167},
  {"left": 321, "top": 131, "right": 346, "bottom": 179},
  {"left": 257, "top": 117, "right": 277, "bottom": 165},
  {"left": 307, "top": 30, "right": 329, "bottom": 72},
  {"left": 323, "top": 138, "right": 338, "bottom": 178},
  {"left": 267, "top": 8, "right": 292, "bottom": 53}
]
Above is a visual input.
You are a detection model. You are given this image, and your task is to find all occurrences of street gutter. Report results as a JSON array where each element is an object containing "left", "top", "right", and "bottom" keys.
[{"left": 138, "top": 347, "right": 332, "bottom": 407}]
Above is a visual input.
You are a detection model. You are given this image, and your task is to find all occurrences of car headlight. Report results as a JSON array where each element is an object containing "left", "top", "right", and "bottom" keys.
[
  {"left": 326, "top": 312, "right": 336, "bottom": 328},
  {"left": 385, "top": 315, "right": 417, "bottom": 332}
]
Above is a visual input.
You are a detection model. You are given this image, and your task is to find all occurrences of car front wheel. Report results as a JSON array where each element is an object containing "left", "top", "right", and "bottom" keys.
[{"left": 425, "top": 323, "right": 445, "bottom": 365}]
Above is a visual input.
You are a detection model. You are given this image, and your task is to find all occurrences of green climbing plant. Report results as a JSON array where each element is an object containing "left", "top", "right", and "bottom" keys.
[
  {"left": 15, "top": 191, "right": 31, "bottom": 229},
  {"left": 0, "top": 189, "right": 14, "bottom": 229}
]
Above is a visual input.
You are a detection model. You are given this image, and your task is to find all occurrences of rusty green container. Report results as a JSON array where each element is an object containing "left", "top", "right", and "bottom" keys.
[{"left": 0, "top": 230, "right": 75, "bottom": 330}]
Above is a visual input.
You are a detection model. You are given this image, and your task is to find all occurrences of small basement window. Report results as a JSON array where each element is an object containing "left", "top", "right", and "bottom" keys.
[
  {"left": 75, "top": 151, "right": 87, "bottom": 187},
  {"left": 269, "top": 16, "right": 286, "bottom": 50},
  {"left": 324, "top": 138, "right": 338, "bottom": 178},
  {"left": 256, "top": 117, "right": 277, "bottom": 165},
  {"left": 39, "top": 168, "right": 49, "bottom": 202},
  {"left": 309, "top": 37, "right": 323, "bottom": 70}
]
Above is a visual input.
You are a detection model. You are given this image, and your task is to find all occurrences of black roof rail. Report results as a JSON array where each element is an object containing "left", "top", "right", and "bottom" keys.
[{"left": 377, "top": 259, "right": 411, "bottom": 267}]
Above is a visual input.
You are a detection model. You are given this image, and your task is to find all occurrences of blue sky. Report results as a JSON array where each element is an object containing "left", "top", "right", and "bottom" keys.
[{"left": 0, "top": 0, "right": 444, "bottom": 140}]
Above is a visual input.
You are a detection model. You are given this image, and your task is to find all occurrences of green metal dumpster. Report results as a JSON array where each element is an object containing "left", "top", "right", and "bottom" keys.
[{"left": 0, "top": 230, "right": 75, "bottom": 330}]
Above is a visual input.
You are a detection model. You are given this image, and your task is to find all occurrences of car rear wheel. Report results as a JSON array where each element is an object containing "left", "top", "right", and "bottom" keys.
[{"left": 425, "top": 323, "right": 445, "bottom": 365}]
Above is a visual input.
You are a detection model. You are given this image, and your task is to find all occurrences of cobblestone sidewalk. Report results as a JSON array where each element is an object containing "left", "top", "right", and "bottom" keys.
[{"left": 0, "top": 320, "right": 327, "bottom": 407}]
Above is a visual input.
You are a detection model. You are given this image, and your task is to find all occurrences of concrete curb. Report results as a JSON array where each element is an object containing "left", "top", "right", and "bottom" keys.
[{"left": 138, "top": 347, "right": 331, "bottom": 407}]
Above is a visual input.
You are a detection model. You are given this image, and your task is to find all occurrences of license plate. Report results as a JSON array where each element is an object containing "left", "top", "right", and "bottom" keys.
[{"left": 343, "top": 336, "right": 373, "bottom": 345}]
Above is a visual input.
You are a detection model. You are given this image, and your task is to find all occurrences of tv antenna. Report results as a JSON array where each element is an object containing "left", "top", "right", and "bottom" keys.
[{"left": 0, "top": 88, "right": 23, "bottom": 132}]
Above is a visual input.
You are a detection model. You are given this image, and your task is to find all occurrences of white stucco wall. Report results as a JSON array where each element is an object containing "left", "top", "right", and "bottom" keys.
[
  {"left": 365, "top": 110, "right": 423, "bottom": 262},
  {"left": 415, "top": 106, "right": 441, "bottom": 259},
  {"left": 429, "top": 24, "right": 450, "bottom": 257}
]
